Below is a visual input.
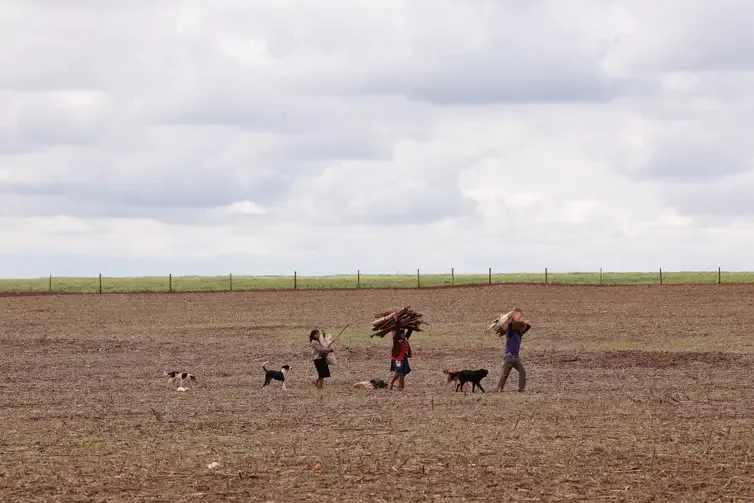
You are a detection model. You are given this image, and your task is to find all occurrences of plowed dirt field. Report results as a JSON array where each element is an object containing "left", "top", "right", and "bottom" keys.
[{"left": 1, "top": 284, "right": 753, "bottom": 502}]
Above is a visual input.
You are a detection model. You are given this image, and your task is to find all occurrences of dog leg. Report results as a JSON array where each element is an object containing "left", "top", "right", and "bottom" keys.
[{"left": 478, "top": 382, "right": 485, "bottom": 393}]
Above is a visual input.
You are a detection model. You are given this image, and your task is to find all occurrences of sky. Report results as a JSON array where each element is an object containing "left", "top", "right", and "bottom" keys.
[{"left": 1, "top": 0, "right": 753, "bottom": 277}]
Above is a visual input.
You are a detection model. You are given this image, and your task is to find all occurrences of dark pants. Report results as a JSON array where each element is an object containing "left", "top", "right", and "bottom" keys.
[
  {"left": 498, "top": 355, "right": 526, "bottom": 391},
  {"left": 314, "top": 357, "right": 330, "bottom": 379}
]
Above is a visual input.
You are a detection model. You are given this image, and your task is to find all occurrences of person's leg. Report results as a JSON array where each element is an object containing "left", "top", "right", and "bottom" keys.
[
  {"left": 399, "top": 358, "right": 410, "bottom": 389},
  {"left": 321, "top": 359, "right": 331, "bottom": 388},
  {"left": 514, "top": 358, "right": 526, "bottom": 392},
  {"left": 389, "top": 373, "right": 399, "bottom": 390},
  {"left": 390, "top": 359, "right": 405, "bottom": 390},
  {"left": 498, "top": 357, "right": 514, "bottom": 391},
  {"left": 312, "top": 361, "right": 320, "bottom": 388},
  {"left": 398, "top": 375, "right": 405, "bottom": 389},
  {"left": 314, "top": 358, "right": 329, "bottom": 389}
]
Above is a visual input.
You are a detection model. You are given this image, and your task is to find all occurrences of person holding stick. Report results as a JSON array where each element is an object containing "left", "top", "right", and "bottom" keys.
[
  {"left": 309, "top": 328, "right": 334, "bottom": 389},
  {"left": 389, "top": 327, "right": 412, "bottom": 390},
  {"left": 308, "top": 324, "right": 349, "bottom": 389}
]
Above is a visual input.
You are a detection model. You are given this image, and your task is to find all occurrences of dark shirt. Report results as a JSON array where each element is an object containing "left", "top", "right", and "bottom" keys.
[{"left": 505, "top": 322, "right": 523, "bottom": 357}]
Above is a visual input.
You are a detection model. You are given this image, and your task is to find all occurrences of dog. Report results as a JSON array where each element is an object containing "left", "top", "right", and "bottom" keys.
[
  {"left": 352, "top": 379, "right": 388, "bottom": 389},
  {"left": 445, "top": 369, "right": 489, "bottom": 392},
  {"left": 262, "top": 361, "right": 290, "bottom": 390},
  {"left": 164, "top": 371, "right": 196, "bottom": 390},
  {"left": 443, "top": 369, "right": 462, "bottom": 386}
]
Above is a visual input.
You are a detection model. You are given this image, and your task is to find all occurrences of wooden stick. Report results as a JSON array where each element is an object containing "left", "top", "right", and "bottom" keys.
[{"left": 326, "top": 324, "right": 349, "bottom": 347}]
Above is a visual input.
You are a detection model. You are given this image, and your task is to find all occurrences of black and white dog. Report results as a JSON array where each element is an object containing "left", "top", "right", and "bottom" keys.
[
  {"left": 262, "top": 361, "right": 290, "bottom": 390},
  {"left": 164, "top": 371, "right": 197, "bottom": 390}
]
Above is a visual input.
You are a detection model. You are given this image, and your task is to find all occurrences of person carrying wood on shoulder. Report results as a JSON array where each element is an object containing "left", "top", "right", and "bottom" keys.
[{"left": 497, "top": 319, "right": 528, "bottom": 393}]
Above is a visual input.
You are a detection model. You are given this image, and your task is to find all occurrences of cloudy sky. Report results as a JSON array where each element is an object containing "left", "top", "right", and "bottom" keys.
[{"left": 0, "top": 0, "right": 752, "bottom": 277}]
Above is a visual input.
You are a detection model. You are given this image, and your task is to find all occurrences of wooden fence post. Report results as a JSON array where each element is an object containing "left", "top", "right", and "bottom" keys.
[
  {"left": 49, "top": 274, "right": 52, "bottom": 293},
  {"left": 659, "top": 268, "right": 663, "bottom": 285},
  {"left": 169, "top": 274, "right": 172, "bottom": 293},
  {"left": 230, "top": 273, "right": 233, "bottom": 291},
  {"left": 488, "top": 267, "right": 492, "bottom": 285},
  {"left": 545, "top": 268, "right": 548, "bottom": 285},
  {"left": 718, "top": 266, "right": 721, "bottom": 284},
  {"left": 357, "top": 270, "right": 360, "bottom": 288},
  {"left": 600, "top": 268, "right": 603, "bottom": 285},
  {"left": 417, "top": 269, "right": 420, "bottom": 288},
  {"left": 294, "top": 271, "right": 297, "bottom": 290},
  {"left": 99, "top": 273, "right": 102, "bottom": 294},
  {"left": 451, "top": 268, "right": 454, "bottom": 286}
]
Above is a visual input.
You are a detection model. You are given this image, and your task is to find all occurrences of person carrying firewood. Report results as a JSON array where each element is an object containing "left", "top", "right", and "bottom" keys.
[
  {"left": 388, "top": 326, "right": 413, "bottom": 390},
  {"left": 497, "top": 319, "right": 527, "bottom": 392},
  {"left": 309, "top": 328, "right": 334, "bottom": 389}
]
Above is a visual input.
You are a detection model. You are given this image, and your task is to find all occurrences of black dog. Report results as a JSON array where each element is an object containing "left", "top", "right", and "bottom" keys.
[
  {"left": 262, "top": 361, "right": 290, "bottom": 390},
  {"left": 454, "top": 369, "right": 489, "bottom": 393}
]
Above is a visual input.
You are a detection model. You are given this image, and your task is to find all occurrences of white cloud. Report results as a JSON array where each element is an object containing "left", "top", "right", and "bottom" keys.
[
  {"left": 215, "top": 201, "right": 267, "bottom": 216},
  {"left": 0, "top": 0, "right": 752, "bottom": 276}
]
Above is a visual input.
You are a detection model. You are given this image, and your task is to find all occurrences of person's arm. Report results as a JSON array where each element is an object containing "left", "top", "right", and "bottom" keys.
[
  {"left": 311, "top": 340, "right": 333, "bottom": 353},
  {"left": 510, "top": 320, "right": 527, "bottom": 334},
  {"left": 405, "top": 328, "right": 413, "bottom": 339},
  {"left": 406, "top": 341, "right": 412, "bottom": 358}
]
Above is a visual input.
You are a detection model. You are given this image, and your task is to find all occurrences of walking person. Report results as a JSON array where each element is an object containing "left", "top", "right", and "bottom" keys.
[
  {"left": 389, "top": 327, "right": 412, "bottom": 390},
  {"left": 497, "top": 319, "right": 528, "bottom": 392},
  {"left": 309, "top": 328, "right": 334, "bottom": 389}
]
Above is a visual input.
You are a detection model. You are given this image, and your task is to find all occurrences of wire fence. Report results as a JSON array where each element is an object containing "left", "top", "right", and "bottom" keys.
[{"left": 0, "top": 267, "right": 749, "bottom": 294}]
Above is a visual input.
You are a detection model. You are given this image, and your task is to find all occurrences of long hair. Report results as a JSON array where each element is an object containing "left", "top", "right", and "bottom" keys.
[
  {"left": 391, "top": 328, "right": 404, "bottom": 357},
  {"left": 309, "top": 329, "right": 321, "bottom": 342}
]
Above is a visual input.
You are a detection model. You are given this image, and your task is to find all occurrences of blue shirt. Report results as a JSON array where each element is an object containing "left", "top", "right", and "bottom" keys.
[{"left": 504, "top": 323, "right": 523, "bottom": 357}]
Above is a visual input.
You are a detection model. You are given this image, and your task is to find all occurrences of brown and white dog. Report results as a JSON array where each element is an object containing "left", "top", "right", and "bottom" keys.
[{"left": 164, "top": 371, "right": 197, "bottom": 390}]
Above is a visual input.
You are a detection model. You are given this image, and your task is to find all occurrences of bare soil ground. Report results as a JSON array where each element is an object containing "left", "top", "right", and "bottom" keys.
[{"left": 1, "top": 284, "right": 753, "bottom": 502}]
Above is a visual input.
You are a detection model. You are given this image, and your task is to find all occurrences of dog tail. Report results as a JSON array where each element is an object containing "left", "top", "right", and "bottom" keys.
[{"left": 262, "top": 360, "right": 269, "bottom": 372}]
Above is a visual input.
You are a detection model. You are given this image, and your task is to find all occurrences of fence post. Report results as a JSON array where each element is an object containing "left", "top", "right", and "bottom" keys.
[
  {"left": 49, "top": 274, "right": 52, "bottom": 293},
  {"left": 357, "top": 270, "right": 360, "bottom": 288},
  {"left": 294, "top": 271, "right": 297, "bottom": 290},
  {"left": 417, "top": 269, "right": 420, "bottom": 288},
  {"left": 488, "top": 267, "right": 492, "bottom": 285},
  {"left": 718, "top": 266, "right": 721, "bottom": 285},
  {"left": 659, "top": 268, "right": 663, "bottom": 285},
  {"left": 230, "top": 273, "right": 233, "bottom": 291},
  {"left": 99, "top": 273, "right": 102, "bottom": 294},
  {"left": 600, "top": 268, "right": 603, "bottom": 285},
  {"left": 169, "top": 274, "right": 172, "bottom": 293},
  {"left": 545, "top": 268, "right": 548, "bottom": 285}
]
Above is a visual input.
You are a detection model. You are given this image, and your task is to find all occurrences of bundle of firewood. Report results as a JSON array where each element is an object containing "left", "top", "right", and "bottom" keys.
[
  {"left": 370, "top": 306, "right": 426, "bottom": 338},
  {"left": 487, "top": 307, "right": 531, "bottom": 336}
]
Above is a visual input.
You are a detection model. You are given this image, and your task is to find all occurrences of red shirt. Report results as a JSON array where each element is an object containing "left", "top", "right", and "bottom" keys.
[{"left": 392, "top": 339, "right": 410, "bottom": 361}]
